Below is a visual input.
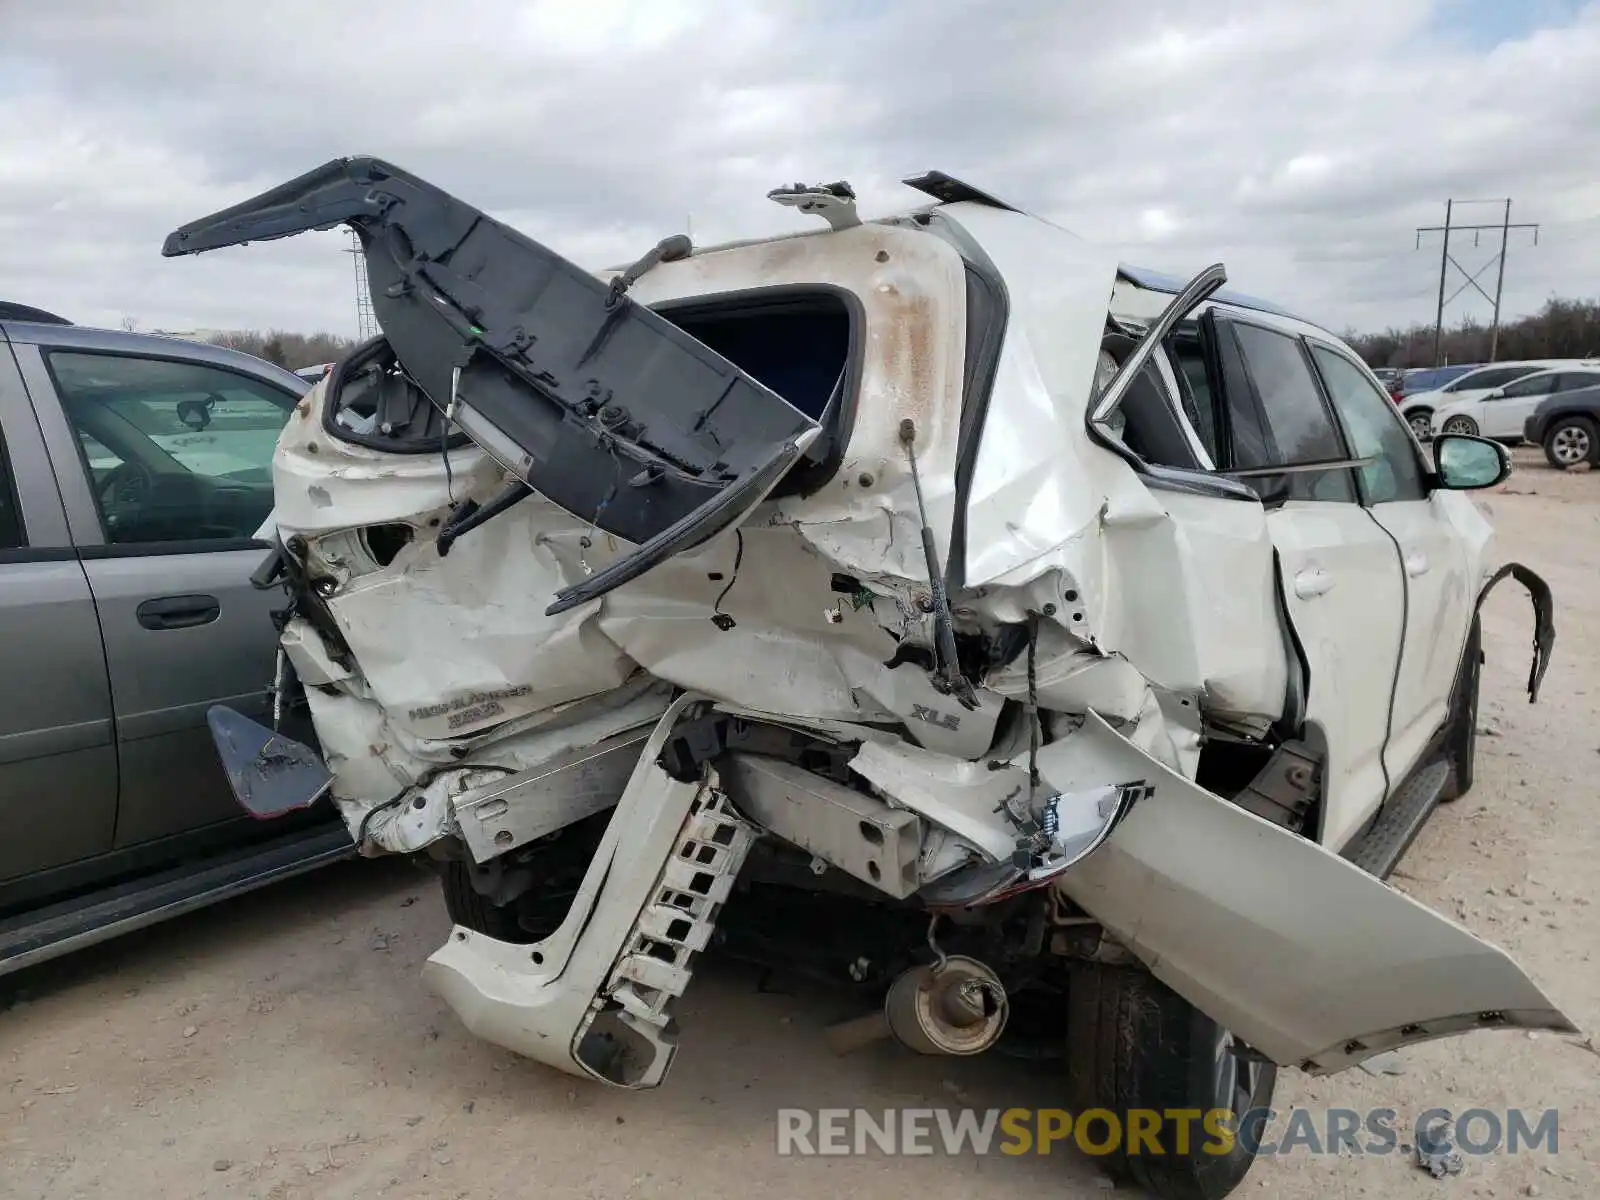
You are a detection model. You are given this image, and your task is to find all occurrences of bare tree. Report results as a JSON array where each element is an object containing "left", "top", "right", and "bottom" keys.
[
  {"left": 1349, "top": 296, "right": 1600, "bottom": 369},
  {"left": 205, "top": 328, "right": 359, "bottom": 369},
  {"left": 119, "top": 315, "right": 139, "bottom": 332}
]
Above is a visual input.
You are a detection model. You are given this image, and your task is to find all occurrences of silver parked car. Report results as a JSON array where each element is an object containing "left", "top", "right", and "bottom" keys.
[{"left": 0, "top": 314, "right": 351, "bottom": 979}]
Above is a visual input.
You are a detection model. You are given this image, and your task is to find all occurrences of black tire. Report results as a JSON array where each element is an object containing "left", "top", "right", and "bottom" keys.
[
  {"left": 439, "top": 813, "right": 609, "bottom": 942},
  {"left": 1439, "top": 615, "right": 1482, "bottom": 802},
  {"left": 1067, "top": 964, "right": 1276, "bottom": 1199},
  {"left": 1404, "top": 407, "right": 1433, "bottom": 440},
  {"left": 1440, "top": 414, "right": 1479, "bottom": 437},
  {"left": 439, "top": 860, "right": 533, "bottom": 942},
  {"left": 1542, "top": 415, "right": 1599, "bottom": 469}
]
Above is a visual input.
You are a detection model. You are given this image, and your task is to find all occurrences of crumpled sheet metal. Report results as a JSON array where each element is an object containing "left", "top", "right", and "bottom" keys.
[{"left": 269, "top": 208, "right": 1293, "bottom": 831}]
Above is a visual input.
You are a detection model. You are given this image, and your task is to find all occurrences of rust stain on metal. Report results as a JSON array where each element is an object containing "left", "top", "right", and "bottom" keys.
[{"left": 876, "top": 285, "right": 937, "bottom": 429}]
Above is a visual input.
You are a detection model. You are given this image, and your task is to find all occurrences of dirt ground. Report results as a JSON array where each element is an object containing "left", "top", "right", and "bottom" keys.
[{"left": 3, "top": 448, "right": 1598, "bottom": 1200}]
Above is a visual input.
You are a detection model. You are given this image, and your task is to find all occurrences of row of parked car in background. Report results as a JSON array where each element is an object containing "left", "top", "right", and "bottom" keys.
[{"left": 1379, "top": 358, "right": 1600, "bottom": 468}]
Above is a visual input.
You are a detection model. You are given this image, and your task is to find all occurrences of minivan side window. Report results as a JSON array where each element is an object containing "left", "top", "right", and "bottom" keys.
[
  {"left": 1309, "top": 345, "right": 1426, "bottom": 505},
  {"left": 46, "top": 351, "right": 295, "bottom": 546},
  {"left": 1225, "top": 322, "right": 1355, "bottom": 503}
]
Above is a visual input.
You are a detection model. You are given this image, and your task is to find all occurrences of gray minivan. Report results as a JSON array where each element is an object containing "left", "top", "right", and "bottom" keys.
[{"left": 0, "top": 315, "right": 351, "bottom": 978}]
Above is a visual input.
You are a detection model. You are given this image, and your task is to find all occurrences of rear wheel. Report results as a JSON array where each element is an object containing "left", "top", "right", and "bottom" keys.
[
  {"left": 1441, "top": 414, "right": 1479, "bottom": 437},
  {"left": 439, "top": 860, "right": 531, "bottom": 941},
  {"left": 1439, "top": 615, "right": 1481, "bottom": 802},
  {"left": 438, "top": 811, "right": 611, "bottom": 942},
  {"left": 1406, "top": 408, "right": 1433, "bottom": 440},
  {"left": 1543, "top": 416, "right": 1598, "bottom": 468},
  {"left": 1067, "top": 964, "right": 1276, "bottom": 1199}
]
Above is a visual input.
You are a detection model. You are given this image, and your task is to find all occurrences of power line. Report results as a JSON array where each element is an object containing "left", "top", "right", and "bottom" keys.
[{"left": 1415, "top": 199, "right": 1539, "bottom": 365}]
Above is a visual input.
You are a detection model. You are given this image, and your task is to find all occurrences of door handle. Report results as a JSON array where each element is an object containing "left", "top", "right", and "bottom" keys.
[
  {"left": 1293, "top": 568, "right": 1335, "bottom": 600},
  {"left": 1405, "top": 552, "right": 1430, "bottom": 577},
  {"left": 136, "top": 594, "right": 220, "bottom": 630}
]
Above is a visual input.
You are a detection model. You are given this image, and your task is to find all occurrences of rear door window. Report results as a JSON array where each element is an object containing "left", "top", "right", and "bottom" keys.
[
  {"left": 1552, "top": 371, "right": 1600, "bottom": 393},
  {"left": 1499, "top": 372, "right": 1559, "bottom": 400},
  {"left": 1225, "top": 322, "right": 1355, "bottom": 503},
  {"left": 1444, "top": 366, "right": 1531, "bottom": 392}
]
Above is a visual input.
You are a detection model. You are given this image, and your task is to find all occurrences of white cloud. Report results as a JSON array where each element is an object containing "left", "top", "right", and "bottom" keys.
[{"left": 3, "top": 0, "right": 1598, "bottom": 339}]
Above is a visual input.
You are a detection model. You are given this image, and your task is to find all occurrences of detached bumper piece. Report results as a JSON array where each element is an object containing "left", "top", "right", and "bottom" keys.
[
  {"left": 163, "top": 157, "right": 820, "bottom": 614},
  {"left": 422, "top": 696, "right": 757, "bottom": 1089},
  {"left": 206, "top": 705, "right": 331, "bottom": 819}
]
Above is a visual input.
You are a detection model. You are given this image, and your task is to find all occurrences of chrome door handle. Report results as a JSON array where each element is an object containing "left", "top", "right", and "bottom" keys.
[
  {"left": 1405, "top": 553, "right": 1430, "bottom": 577},
  {"left": 1294, "top": 568, "right": 1335, "bottom": 599}
]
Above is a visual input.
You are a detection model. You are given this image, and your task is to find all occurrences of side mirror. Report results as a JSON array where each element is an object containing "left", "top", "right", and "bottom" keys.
[
  {"left": 1433, "top": 433, "right": 1510, "bottom": 490},
  {"left": 1484, "top": 389, "right": 1504, "bottom": 400}
]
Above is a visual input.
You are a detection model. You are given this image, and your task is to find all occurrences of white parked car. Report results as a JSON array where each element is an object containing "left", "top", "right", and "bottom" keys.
[
  {"left": 166, "top": 159, "right": 1568, "bottom": 1199},
  {"left": 1399, "top": 359, "right": 1595, "bottom": 441},
  {"left": 1432, "top": 365, "right": 1600, "bottom": 441}
]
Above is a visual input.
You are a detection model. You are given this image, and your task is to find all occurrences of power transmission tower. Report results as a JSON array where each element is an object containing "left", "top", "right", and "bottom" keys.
[
  {"left": 1415, "top": 199, "right": 1539, "bottom": 366},
  {"left": 344, "top": 229, "right": 378, "bottom": 342}
]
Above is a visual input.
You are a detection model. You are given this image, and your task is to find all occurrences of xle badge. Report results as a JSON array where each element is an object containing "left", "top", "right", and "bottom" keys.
[{"left": 910, "top": 704, "right": 961, "bottom": 731}]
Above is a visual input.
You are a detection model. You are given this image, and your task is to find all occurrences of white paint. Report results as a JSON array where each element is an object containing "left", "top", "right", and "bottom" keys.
[{"left": 1048, "top": 714, "right": 1576, "bottom": 1072}]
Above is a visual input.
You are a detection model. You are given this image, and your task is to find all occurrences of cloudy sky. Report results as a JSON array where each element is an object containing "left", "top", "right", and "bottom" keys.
[{"left": 4, "top": 0, "right": 1599, "bottom": 341}]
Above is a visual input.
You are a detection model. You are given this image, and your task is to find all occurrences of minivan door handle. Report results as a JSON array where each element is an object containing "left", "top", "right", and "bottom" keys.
[
  {"left": 136, "top": 594, "right": 220, "bottom": 630},
  {"left": 1293, "top": 568, "right": 1335, "bottom": 600}
]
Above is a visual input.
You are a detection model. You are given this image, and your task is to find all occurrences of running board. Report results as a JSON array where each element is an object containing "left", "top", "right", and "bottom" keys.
[
  {"left": 1341, "top": 760, "right": 1451, "bottom": 881},
  {"left": 0, "top": 825, "right": 354, "bottom": 979}
]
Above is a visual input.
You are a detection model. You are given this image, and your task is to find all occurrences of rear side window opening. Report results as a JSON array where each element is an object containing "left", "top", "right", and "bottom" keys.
[
  {"left": 652, "top": 287, "right": 861, "bottom": 500},
  {"left": 320, "top": 288, "right": 862, "bottom": 502},
  {"left": 323, "top": 336, "right": 470, "bottom": 453}
]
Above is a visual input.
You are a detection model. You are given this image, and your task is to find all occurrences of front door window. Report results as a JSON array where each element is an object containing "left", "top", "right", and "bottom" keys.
[{"left": 47, "top": 352, "right": 294, "bottom": 545}]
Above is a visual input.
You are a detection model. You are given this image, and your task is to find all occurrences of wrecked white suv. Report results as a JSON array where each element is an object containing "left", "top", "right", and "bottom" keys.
[{"left": 171, "top": 159, "right": 1569, "bottom": 1199}]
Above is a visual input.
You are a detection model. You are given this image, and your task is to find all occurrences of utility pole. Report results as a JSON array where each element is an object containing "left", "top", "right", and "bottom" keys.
[
  {"left": 1431, "top": 199, "right": 1452, "bottom": 368},
  {"left": 344, "top": 229, "right": 378, "bottom": 342},
  {"left": 1416, "top": 199, "right": 1539, "bottom": 366},
  {"left": 1489, "top": 200, "right": 1511, "bottom": 361}
]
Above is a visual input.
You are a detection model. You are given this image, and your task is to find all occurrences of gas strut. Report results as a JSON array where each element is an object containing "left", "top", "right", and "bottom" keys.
[
  {"left": 898, "top": 418, "right": 977, "bottom": 708},
  {"left": 436, "top": 478, "right": 535, "bottom": 557}
]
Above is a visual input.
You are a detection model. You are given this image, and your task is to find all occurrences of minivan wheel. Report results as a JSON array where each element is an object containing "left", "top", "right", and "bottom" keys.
[
  {"left": 1543, "top": 416, "right": 1598, "bottom": 468},
  {"left": 1406, "top": 409, "right": 1433, "bottom": 440},
  {"left": 1441, "top": 414, "right": 1479, "bottom": 437},
  {"left": 1067, "top": 964, "right": 1277, "bottom": 1199}
]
